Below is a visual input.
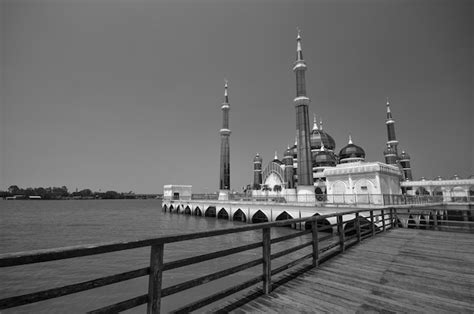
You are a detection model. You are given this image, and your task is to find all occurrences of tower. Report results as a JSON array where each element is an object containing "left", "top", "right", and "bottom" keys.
[
  {"left": 219, "top": 80, "right": 231, "bottom": 200},
  {"left": 283, "top": 146, "right": 295, "bottom": 189},
  {"left": 293, "top": 29, "right": 315, "bottom": 202},
  {"left": 385, "top": 98, "right": 399, "bottom": 159},
  {"left": 399, "top": 151, "right": 413, "bottom": 181},
  {"left": 253, "top": 153, "right": 263, "bottom": 189}
]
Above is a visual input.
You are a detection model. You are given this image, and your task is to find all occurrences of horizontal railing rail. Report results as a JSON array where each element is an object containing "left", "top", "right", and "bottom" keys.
[
  {"left": 1, "top": 206, "right": 472, "bottom": 313},
  {"left": 168, "top": 193, "right": 473, "bottom": 205}
]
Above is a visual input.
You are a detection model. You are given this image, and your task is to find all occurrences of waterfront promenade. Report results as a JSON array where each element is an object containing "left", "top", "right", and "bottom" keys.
[{"left": 218, "top": 228, "right": 474, "bottom": 313}]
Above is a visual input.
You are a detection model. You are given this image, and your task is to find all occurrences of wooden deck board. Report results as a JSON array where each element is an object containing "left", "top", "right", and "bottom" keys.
[{"left": 215, "top": 229, "right": 474, "bottom": 313}]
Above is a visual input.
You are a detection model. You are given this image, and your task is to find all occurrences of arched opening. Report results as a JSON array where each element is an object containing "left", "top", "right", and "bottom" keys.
[
  {"left": 304, "top": 214, "right": 333, "bottom": 233},
  {"left": 344, "top": 216, "right": 375, "bottom": 236},
  {"left": 169, "top": 205, "right": 174, "bottom": 212},
  {"left": 252, "top": 210, "right": 269, "bottom": 223},
  {"left": 396, "top": 218, "right": 403, "bottom": 228},
  {"left": 408, "top": 215, "right": 416, "bottom": 229},
  {"left": 275, "top": 211, "right": 294, "bottom": 227},
  {"left": 432, "top": 187, "right": 443, "bottom": 196},
  {"left": 233, "top": 209, "right": 246, "bottom": 222},
  {"left": 195, "top": 207, "right": 202, "bottom": 216},
  {"left": 184, "top": 206, "right": 191, "bottom": 215},
  {"left": 415, "top": 187, "right": 429, "bottom": 196},
  {"left": 163, "top": 204, "right": 168, "bottom": 212},
  {"left": 419, "top": 215, "right": 427, "bottom": 230},
  {"left": 205, "top": 206, "right": 216, "bottom": 217},
  {"left": 176, "top": 205, "right": 181, "bottom": 213},
  {"left": 217, "top": 208, "right": 229, "bottom": 220}
]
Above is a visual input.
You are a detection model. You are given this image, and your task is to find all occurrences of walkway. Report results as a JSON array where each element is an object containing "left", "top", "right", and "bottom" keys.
[{"left": 218, "top": 229, "right": 474, "bottom": 313}]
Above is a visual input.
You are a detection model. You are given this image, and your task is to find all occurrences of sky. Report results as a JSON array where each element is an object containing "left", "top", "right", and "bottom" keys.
[{"left": 1, "top": 0, "right": 472, "bottom": 194}]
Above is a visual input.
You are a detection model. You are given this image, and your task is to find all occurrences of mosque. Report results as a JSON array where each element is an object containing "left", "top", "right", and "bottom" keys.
[
  {"left": 245, "top": 30, "right": 473, "bottom": 205},
  {"left": 165, "top": 30, "right": 473, "bottom": 206}
]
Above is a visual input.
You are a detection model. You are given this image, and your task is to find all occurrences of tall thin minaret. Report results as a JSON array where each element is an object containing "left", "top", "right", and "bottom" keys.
[
  {"left": 219, "top": 80, "right": 231, "bottom": 200},
  {"left": 385, "top": 98, "right": 399, "bottom": 156},
  {"left": 293, "top": 29, "right": 315, "bottom": 201}
]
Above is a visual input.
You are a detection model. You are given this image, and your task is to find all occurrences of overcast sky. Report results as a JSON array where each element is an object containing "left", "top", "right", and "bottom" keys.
[{"left": 1, "top": 0, "right": 472, "bottom": 194}]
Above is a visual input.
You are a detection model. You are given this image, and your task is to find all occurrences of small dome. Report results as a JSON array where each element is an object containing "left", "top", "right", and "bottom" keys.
[
  {"left": 313, "top": 150, "right": 337, "bottom": 167},
  {"left": 253, "top": 153, "right": 263, "bottom": 163},
  {"left": 435, "top": 176, "right": 443, "bottom": 181},
  {"left": 400, "top": 151, "right": 410, "bottom": 160},
  {"left": 284, "top": 146, "right": 293, "bottom": 157},
  {"left": 420, "top": 177, "right": 427, "bottom": 181},
  {"left": 451, "top": 174, "right": 461, "bottom": 180},
  {"left": 339, "top": 136, "right": 365, "bottom": 163},
  {"left": 384, "top": 145, "right": 396, "bottom": 155}
]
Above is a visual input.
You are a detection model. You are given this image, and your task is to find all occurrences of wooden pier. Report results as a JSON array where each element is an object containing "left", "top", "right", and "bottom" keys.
[
  {"left": 1, "top": 206, "right": 473, "bottom": 313},
  {"left": 218, "top": 228, "right": 474, "bottom": 313}
]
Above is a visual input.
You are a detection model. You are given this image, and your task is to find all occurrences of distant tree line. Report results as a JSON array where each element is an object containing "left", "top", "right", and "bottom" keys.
[{"left": 1, "top": 185, "right": 139, "bottom": 200}]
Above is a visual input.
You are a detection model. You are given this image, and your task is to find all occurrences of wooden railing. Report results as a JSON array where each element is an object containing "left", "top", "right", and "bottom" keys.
[{"left": 1, "top": 206, "right": 470, "bottom": 313}]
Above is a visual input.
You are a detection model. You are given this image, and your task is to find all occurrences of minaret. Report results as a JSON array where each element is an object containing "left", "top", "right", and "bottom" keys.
[
  {"left": 253, "top": 153, "right": 263, "bottom": 189},
  {"left": 283, "top": 146, "right": 295, "bottom": 189},
  {"left": 399, "top": 151, "right": 413, "bottom": 181},
  {"left": 219, "top": 80, "right": 231, "bottom": 200},
  {"left": 293, "top": 29, "right": 315, "bottom": 202},
  {"left": 385, "top": 98, "right": 399, "bottom": 156}
]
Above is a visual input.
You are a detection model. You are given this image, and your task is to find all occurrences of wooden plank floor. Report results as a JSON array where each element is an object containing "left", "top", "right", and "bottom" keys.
[{"left": 216, "top": 229, "right": 474, "bottom": 313}]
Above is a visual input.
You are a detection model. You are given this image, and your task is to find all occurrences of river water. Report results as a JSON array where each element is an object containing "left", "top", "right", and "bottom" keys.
[{"left": 0, "top": 200, "right": 311, "bottom": 313}]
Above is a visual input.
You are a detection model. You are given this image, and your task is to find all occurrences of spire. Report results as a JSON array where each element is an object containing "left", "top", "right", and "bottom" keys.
[
  {"left": 274, "top": 151, "right": 278, "bottom": 160},
  {"left": 348, "top": 134, "right": 353, "bottom": 144},
  {"left": 294, "top": 136, "right": 297, "bottom": 146},
  {"left": 296, "top": 27, "right": 303, "bottom": 61},
  {"left": 312, "top": 114, "right": 318, "bottom": 130},
  {"left": 386, "top": 97, "right": 393, "bottom": 120},
  {"left": 319, "top": 118, "right": 323, "bottom": 131},
  {"left": 224, "top": 79, "right": 229, "bottom": 103}
]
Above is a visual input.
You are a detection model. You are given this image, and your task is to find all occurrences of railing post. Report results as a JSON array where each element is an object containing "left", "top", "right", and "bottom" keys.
[
  {"left": 262, "top": 227, "right": 271, "bottom": 294},
  {"left": 311, "top": 220, "right": 319, "bottom": 267},
  {"left": 394, "top": 208, "right": 398, "bottom": 228},
  {"left": 337, "top": 215, "right": 345, "bottom": 252},
  {"left": 370, "top": 210, "right": 375, "bottom": 236},
  {"left": 355, "top": 212, "right": 361, "bottom": 243},
  {"left": 389, "top": 208, "right": 394, "bottom": 229},
  {"left": 381, "top": 209, "right": 386, "bottom": 232},
  {"left": 147, "top": 243, "right": 164, "bottom": 314},
  {"left": 433, "top": 209, "right": 439, "bottom": 231}
]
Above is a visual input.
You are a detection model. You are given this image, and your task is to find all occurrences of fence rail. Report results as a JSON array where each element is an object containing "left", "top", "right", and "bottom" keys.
[{"left": 1, "top": 207, "right": 473, "bottom": 313}]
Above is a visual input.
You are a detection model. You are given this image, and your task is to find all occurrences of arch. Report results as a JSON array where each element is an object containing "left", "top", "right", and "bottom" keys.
[
  {"left": 408, "top": 215, "right": 416, "bottom": 229},
  {"left": 304, "top": 214, "right": 333, "bottom": 233},
  {"left": 217, "top": 208, "right": 229, "bottom": 220},
  {"left": 452, "top": 186, "right": 467, "bottom": 202},
  {"left": 233, "top": 209, "right": 247, "bottom": 222},
  {"left": 354, "top": 179, "right": 375, "bottom": 204},
  {"left": 205, "top": 206, "right": 216, "bottom": 217},
  {"left": 184, "top": 206, "right": 191, "bottom": 215},
  {"left": 176, "top": 205, "right": 181, "bottom": 213},
  {"left": 332, "top": 181, "right": 347, "bottom": 203},
  {"left": 163, "top": 204, "right": 168, "bottom": 212},
  {"left": 432, "top": 187, "right": 443, "bottom": 196},
  {"left": 195, "top": 207, "right": 202, "bottom": 216},
  {"left": 252, "top": 210, "right": 269, "bottom": 223},
  {"left": 419, "top": 214, "right": 427, "bottom": 230},
  {"left": 275, "top": 211, "right": 294, "bottom": 227},
  {"left": 415, "top": 187, "right": 429, "bottom": 196},
  {"left": 169, "top": 205, "right": 174, "bottom": 212}
]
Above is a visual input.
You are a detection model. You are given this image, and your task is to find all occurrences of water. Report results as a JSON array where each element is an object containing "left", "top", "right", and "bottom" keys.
[{"left": 0, "top": 200, "right": 311, "bottom": 313}]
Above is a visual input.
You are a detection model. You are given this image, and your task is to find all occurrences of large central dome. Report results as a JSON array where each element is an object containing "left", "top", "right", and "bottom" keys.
[{"left": 310, "top": 117, "right": 336, "bottom": 151}]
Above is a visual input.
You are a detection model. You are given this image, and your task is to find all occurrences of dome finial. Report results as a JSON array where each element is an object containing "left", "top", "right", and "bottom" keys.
[
  {"left": 294, "top": 136, "right": 297, "bottom": 146},
  {"left": 319, "top": 117, "right": 323, "bottom": 131},
  {"left": 312, "top": 114, "right": 318, "bottom": 130},
  {"left": 386, "top": 97, "right": 393, "bottom": 120},
  {"left": 296, "top": 27, "right": 303, "bottom": 61},
  {"left": 348, "top": 134, "right": 353, "bottom": 144},
  {"left": 274, "top": 150, "right": 278, "bottom": 160},
  {"left": 224, "top": 79, "right": 229, "bottom": 103}
]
